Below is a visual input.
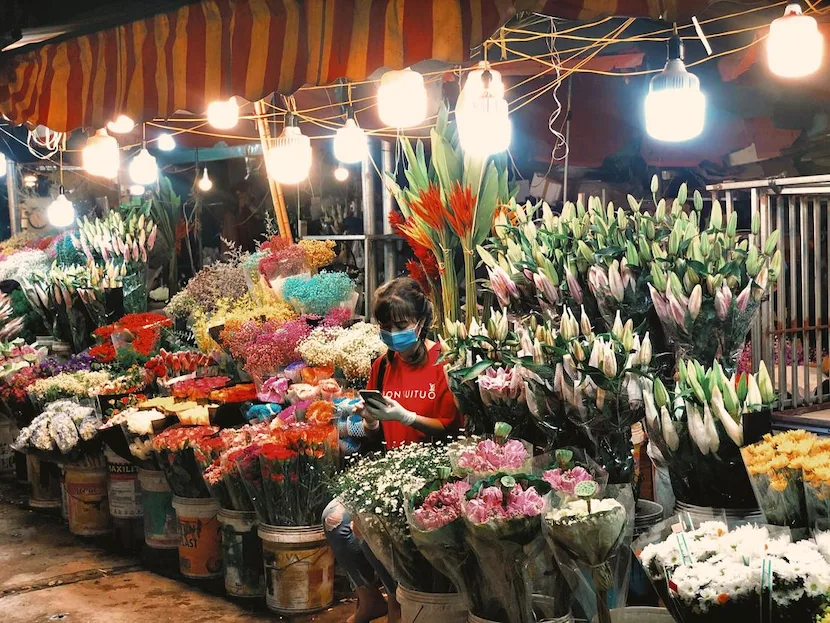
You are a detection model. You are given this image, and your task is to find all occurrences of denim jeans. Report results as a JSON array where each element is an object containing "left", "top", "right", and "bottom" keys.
[{"left": 322, "top": 498, "right": 396, "bottom": 595}]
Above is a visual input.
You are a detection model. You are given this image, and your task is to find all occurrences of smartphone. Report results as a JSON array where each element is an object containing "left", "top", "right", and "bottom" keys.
[{"left": 359, "top": 390, "right": 387, "bottom": 408}]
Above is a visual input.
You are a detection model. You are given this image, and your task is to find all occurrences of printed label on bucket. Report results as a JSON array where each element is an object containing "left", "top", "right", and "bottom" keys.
[
  {"left": 107, "top": 469, "right": 142, "bottom": 518},
  {"left": 178, "top": 516, "right": 223, "bottom": 578},
  {"left": 66, "top": 473, "right": 110, "bottom": 536},
  {"left": 142, "top": 489, "right": 178, "bottom": 548},
  {"left": 263, "top": 543, "right": 334, "bottom": 612}
]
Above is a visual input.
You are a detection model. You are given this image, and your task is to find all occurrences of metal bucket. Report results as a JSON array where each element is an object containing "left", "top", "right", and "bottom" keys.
[
  {"left": 64, "top": 464, "right": 110, "bottom": 536},
  {"left": 396, "top": 585, "right": 468, "bottom": 623},
  {"left": 218, "top": 508, "right": 265, "bottom": 597}
]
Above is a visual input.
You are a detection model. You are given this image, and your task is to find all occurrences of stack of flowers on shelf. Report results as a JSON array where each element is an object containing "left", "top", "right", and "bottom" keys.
[
  {"left": 636, "top": 520, "right": 830, "bottom": 622},
  {"left": 89, "top": 312, "right": 172, "bottom": 364}
]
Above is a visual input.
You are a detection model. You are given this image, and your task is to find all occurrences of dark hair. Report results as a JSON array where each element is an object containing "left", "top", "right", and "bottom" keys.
[{"left": 373, "top": 277, "right": 434, "bottom": 366}]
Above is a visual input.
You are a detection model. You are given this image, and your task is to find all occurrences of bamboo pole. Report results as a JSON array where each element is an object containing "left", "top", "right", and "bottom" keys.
[{"left": 253, "top": 99, "right": 292, "bottom": 240}]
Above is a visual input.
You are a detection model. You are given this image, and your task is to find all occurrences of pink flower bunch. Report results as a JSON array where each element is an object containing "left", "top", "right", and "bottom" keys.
[
  {"left": 323, "top": 306, "right": 352, "bottom": 327},
  {"left": 242, "top": 317, "right": 313, "bottom": 378},
  {"left": 478, "top": 366, "right": 525, "bottom": 406},
  {"left": 287, "top": 383, "right": 321, "bottom": 404},
  {"left": 542, "top": 466, "right": 593, "bottom": 496},
  {"left": 457, "top": 439, "right": 528, "bottom": 474},
  {"left": 464, "top": 484, "right": 544, "bottom": 525},
  {"left": 413, "top": 481, "right": 472, "bottom": 530},
  {"left": 258, "top": 376, "right": 290, "bottom": 403}
]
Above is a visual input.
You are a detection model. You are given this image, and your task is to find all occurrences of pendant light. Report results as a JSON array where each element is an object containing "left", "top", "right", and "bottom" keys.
[
  {"left": 456, "top": 60, "right": 511, "bottom": 156},
  {"left": 0, "top": 152, "right": 6, "bottom": 178},
  {"left": 82, "top": 128, "right": 120, "bottom": 179},
  {"left": 644, "top": 32, "right": 706, "bottom": 142},
  {"left": 157, "top": 133, "right": 176, "bottom": 151},
  {"left": 129, "top": 124, "right": 159, "bottom": 186},
  {"left": 265, "top": 113, "right": 312, "bottom": 185},
  {"left": 334, "top": 116, "right": 367, "bottom": 164},
  {"left": 47, "top": 148, "right": 75, "bottom": 228},
  {"left": 129, "top": 184, "right": 146, "bottom": 197},
  {"left": 207, "top": 97, "right": 239, "bottom": 130},
  {"left": 107, "top": 115, "right": 135, "bottom": 134},
  {"left": 378, "top": 68, "right": 427, "bottom": 128},
  {"left": 198, "top": 167, "right": 213, "bottom": 192},
  {"left": 768, "top": 4, "right": 823, "bottom": 78},
  {"left": 334, "top": 165, "right": 349, "bottom": 182}
]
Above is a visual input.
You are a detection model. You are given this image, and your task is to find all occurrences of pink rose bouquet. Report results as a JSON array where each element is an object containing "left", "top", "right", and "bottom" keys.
[
  {"left": 257, "top": 376, "right": 290, "bottom": 404},
  {"left": 542, "top": 466, "right": 593, "bottom": 496}
]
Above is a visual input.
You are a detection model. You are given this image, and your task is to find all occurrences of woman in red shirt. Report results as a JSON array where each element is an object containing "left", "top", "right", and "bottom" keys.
[{"left": 322, "top": 277, "right": 462, "bottom": 623}]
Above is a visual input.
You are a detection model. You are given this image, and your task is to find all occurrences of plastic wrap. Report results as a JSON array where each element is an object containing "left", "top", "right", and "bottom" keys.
[
  {"left": 543, "top": 484, "right": 634, "bottom": 623},
  {"left": 122, "top": 266, "right": 148, "bottom": 315}
]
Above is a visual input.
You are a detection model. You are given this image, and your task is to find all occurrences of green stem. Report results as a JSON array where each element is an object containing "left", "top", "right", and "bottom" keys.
[
  {"left": 463, "top": 245, "right": 478, "bottom": 327},
  {"left": 440, "top": 247, "right": 459, "bottom": 324}
]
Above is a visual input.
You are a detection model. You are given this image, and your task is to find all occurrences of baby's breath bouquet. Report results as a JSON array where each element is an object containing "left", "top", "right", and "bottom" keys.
[{"left": 330, "top": 442, "right": 454, "bottom": 592}]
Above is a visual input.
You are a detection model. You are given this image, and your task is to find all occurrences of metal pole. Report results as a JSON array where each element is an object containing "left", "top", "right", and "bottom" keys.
[
  {"left": 6, "top": 160, "right": 20, "bottom": 235},
  {"left": 362, "top": 140, "right": 376, "bottom": 318},
  {"left": 562, "top": 78, "right": 573, "bottom": 204},
  {"left": 381, "top": 140, "right": 396, "bottom": 282}
]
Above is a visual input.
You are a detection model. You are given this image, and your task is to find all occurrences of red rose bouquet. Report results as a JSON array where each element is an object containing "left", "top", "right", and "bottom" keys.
[{"left": 151, "top": 425, "right": 223, "bottom": 497}]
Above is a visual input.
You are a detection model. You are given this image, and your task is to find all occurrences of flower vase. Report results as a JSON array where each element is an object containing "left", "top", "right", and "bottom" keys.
[
  {"left": 122, "top": 266, "right": 149, "bottom": 315},
  {"left": 104, "top": 287, "right": 125, "bottom": 323}
]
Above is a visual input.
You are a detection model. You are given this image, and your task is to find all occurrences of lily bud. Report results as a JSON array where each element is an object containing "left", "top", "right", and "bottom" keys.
[
  {"left": 611, "top": 310, "right": 624, "bottom": 340},
  {"left": 751, "top": 210, "right": 760, "bottom": 236},
  {"left": 609, "top": 260, "right": 625, "bottom": 302},
  {"left": 565, "top": 267, "right": 583, "bottom": 305},
  {"left": 710, "top": 200, "right": 723, "bottom": 230},
  {"left": 746, "top": 374, "right": 762, "bottom": 407},
  {"left": 736, "top": 280, "right": 753, "bottom": 312},
  {"left": 703, "top": 403, "right": 720, "bottom": 453},
  {"left": 532, "top": 339, "right": 544, "bottom": 365},
  {"left": 764, "top": 230, "right": 780, "bottom": 256},
  {"left": 656, "top": 198, "right": 666, "bottom": 221},
  {"left": 710, "top": 385, "right": 743, "bottom": 446},
  {"left": 714, "top": 289, "right": 729, "bottom": 321},
  {"left": 573, "top": 340, "right": 585, "bottom": 362},
  {"left": 686, "top": 402, "right": 709, "bottom": 455},
  {"left": 755, "top": 267, "right": 768, "bottom": 295},
  {"left": 603, "top": 347, "right": 618, "bottom": 378},
  {"left": 653, "top": 377, "right": 670, "bottom": 408},
  {"left": 639, "top": 332, "right": 653, "bottom": 366},
  {"left": 688, "top": 284, "right": 702, "bottom": 320},
  {"left": 477, "top": 245, "right": 497, "bottom": 268},
  {"left": 726, "top": 212, "right": 737, "bottom": 238},
  {"left": 758, "top": 361, "right": 775, "bottom": 404},
  {"left": 639, "top": 237, "right": 653, "bottom": 261},
  {"left": 661, "top": 406, "right": 680, "bottom": 451},
  {"left": 560, "top": 309, "right": 577, "bottom": 341},
  {"left": 580, "top": 305, "right": 593, "bottom": 336},
  {"left": 444, "top": 318, "right": 458, "bottom": 339},
  {"left": 770, "top": 249, "right": 782, "bottom": 278},
  {"left": 650, "top": 264, "right": 668, "bottom": 292},
  {"left": 622, "top": 323, "right": 634, "bottom": 352}
]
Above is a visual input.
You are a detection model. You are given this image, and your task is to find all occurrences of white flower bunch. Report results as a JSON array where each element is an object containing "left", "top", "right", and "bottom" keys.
[
  {"left": 0, "top": 249, "right": 50, "bottom": 284},
  {"left": 639, "top": 521, "right": 830, "bottom": 614},
  {"left": 298, "top": 321, "right": 386, "bottom": 382},
  {"left": 13, "top": 399, "right": 100, "bottom": 455}
]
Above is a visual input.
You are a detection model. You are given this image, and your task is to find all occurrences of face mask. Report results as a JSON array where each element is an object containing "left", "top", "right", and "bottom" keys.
[{"left": 380, "top": 327, "right": 420, "bottom": 352}]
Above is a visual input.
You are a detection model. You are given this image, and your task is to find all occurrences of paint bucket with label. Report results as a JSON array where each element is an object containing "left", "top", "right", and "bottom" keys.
[
  {"left": 172, "top": 495, "right": 223, "bottom": 579},
  {"left": 218, "top": 508, "right": 265, "bottom": 597},
  {"left": 138, "top": 468, "right": 179, "bottom": 549},
  {"left": 64, "top": 463, "right": 111, "bottom": 536}
]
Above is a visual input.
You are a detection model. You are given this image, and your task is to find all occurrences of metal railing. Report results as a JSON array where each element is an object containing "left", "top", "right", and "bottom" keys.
[{"left": 707, "top": 175, "right": 830, "bottom": 413}]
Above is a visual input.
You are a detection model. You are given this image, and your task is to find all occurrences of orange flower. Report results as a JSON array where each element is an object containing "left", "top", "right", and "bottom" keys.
[
  {"left": 407, "top": 184, "right": 447, "bottom": 234},
  {"left": 445, "top": 183, "right": 477, "bottom": 240},
  {"left": 398, "top": 218, "right": 437, "bottom": 254}
]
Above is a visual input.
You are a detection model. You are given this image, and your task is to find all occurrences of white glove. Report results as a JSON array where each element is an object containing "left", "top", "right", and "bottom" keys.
[{"left": 364, "top": 396, "right": 417, "bottom": 426}]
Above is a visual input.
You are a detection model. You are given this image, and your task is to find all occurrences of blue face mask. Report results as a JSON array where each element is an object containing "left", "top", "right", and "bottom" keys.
[{"left": 380, "top": 327, "right": 420, "bottom": 352}]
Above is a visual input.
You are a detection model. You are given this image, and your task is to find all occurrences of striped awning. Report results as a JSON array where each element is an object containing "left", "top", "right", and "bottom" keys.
[{"left": 0, "top": 0, "right": 682, "bottom": 132}]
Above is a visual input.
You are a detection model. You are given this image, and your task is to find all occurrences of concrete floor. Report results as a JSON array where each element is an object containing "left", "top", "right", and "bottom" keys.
[{"left": 0, "top": 483, "right": 377, "bottom": 623}]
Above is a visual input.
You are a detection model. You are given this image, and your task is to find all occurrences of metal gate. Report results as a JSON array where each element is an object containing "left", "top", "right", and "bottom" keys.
[{"left": 707, "top": 175, "right": 830, "bottom": 413}]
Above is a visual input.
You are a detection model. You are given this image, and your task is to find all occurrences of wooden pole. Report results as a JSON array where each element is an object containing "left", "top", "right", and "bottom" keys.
[{"left": 253, "top": 99, "right": 292, "bottom": 240}]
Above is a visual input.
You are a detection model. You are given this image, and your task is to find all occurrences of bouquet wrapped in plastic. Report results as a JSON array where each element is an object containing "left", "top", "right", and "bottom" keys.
[
  {"left": 635, "top": 518, "right": 830, "bottom": 623},
  {"left": 406, "top": 471, "right": 477, "bottom": 606},
  {"left": 151, "top": 425, "right": 223, "bottom": 498},
  {"left": 13, "top": 399, "right": 102, "bottom": 462},
  {"left": 449, "top": 422, "right": 533, "bottom": 481},
  {"left": 741, "top": 429, "right": 818, "bottom": 539},
  {"left": 802, "top": 439, "right": 830, "bottom": 535},
  {"left": 461, "top": 474, "right": 551, "bottom": 623},
  {"left": 200, "top": 425, "right": 266, "bottom": 511},
  {"left": 543, "top": 463, "right": 633, "bottom": 623},
  {"left": 331, "top": 442, "right": 453, "bottom": 592}
]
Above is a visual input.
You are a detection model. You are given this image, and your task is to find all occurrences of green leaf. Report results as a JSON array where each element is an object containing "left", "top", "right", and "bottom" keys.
[
  {"left": 473, "top": 162, "right": 500, "bottom": 246},
  {"left": 452, "top": 359, "right": 494, "bottom": 382}
]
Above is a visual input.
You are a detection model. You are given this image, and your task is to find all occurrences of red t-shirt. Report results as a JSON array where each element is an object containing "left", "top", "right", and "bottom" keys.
[{"left": 367, "top": 343, "right": 462, "bottom": 448}]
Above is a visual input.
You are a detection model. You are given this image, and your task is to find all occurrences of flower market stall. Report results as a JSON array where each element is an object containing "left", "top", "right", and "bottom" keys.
[{"left": 3, "top": 1, "right": 830, "bottom": 622}]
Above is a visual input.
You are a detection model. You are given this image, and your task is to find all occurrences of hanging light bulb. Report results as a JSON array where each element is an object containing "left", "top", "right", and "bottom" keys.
[
  {"left": 265, "top": 116, "right": 312, "bottom": 185},
  {"left": 207, "top": 97, "right": 239, "bottom": 130},
  {"left": 378, "top": 68, "right": 427, "bottom": 128},
  {"left": 129, "top": 184, "right": 146, "bottom": 197},
  {"left": 768, "top": 4, "right": 823, "bottom": 78},
  {"left": 198, "top": 167, "right": 213, "bottom": 192},
  {"left": 456, "top": 61, "right": 511, "bottom": 157},
  {"left": 334, "top": 165, "right": 349, "bottom": 182},
  {"left": 0, "top": 152, "right": 6, "bottom": 178},
  {"left": 107, "top": 115, "right": 135, "bottom": 134},
  {"left": 157, "top": 133, "right": 176, "bottom": 151},
  {"left": 644, "top": 33, "right": 706, "bottom": 142},
  {"left": 47, "top": 192, "right": 75, "bottom": 228},
  {"left": 82, "top": 128, "right": 121, "bottom": 179},
  {"left": 129, "top": 148, "right": 158, "bottom": 185},
  {"left": 333, "top": 116, "right": 367, "bottom": 163}
]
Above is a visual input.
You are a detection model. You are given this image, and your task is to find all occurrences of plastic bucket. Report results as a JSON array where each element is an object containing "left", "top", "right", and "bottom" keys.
[
  {"left": 591, "top": 607, "right": 673, "bottom": 623},
  {"left": 218, "top": 508, "right": 265, "bottom": 597},
  {"left": 64, "top": 464, "right": 111, "bottom": 536},
  {"left": 396, "top": 586, "right": 468, "bottom": 623},
  {"left": 259, "top": 524, "right": 334, "bottom": 614},
  {"left": 0, "top": 418, "right": 14, "bottom": 480},
  {"left": 674, "top": 500, "right": 764, "bottom": 523},
  {"left": 172, "top": 495, "right": 222, "bottom": 579},
  {"left": 59, "top": 469, "right": 68, "bottom": 520},
  {"left": 27, "top": 455, "right": 62, "bottom": 510},
  {"left": 105, "top": 448, "right": 142, "bottom": 518},
  {"left": 138, "top": 468, "right": 179, "bottom": 549},
  {"left": 631, "top": 500, "right": 664, "bottom": 602}
]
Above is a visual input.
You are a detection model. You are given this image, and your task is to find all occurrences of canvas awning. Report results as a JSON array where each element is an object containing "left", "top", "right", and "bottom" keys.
[{"left": 0, "top": 0, "right": 687, "bottom": 132}]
